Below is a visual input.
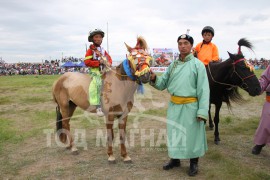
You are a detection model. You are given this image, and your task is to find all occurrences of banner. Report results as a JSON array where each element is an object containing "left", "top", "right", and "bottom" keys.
[
  {"left": 152, "top": 48, "right": 173, "bottom": 67},
  {"left": 150, "top": 67, "right": 168, "bottom": 73}
]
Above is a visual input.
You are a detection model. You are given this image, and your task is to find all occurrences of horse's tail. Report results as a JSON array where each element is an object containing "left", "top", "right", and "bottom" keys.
[
  {"left": 52, "top": 80, "right": 63, "bottom": 132},
  {"left": 52, "top": 80, "right": 57, "bottom": 103},
  {"left": 223, "top": 87, "right": 245, "bottom": 110},
  {"left": 56, "top": 106, "right": 63, "bottom": 131}
]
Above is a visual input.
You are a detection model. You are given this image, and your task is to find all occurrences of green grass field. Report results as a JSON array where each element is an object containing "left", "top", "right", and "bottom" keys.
[{"left": 0, "top": 70, "right": 269, "bottom": 179}]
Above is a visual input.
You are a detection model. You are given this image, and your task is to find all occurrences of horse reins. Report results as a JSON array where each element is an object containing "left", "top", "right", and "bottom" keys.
[
  {"left": 208, "top": 58, "right": 255, "bottom": 90},
  {"left": 207, "top": 65, "right": 238, "bottom": 88}
]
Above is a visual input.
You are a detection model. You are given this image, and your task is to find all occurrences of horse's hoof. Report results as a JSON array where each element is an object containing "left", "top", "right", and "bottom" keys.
[
  {"left": 214, "top": 140, "right": 220, "bottom": 145},
  {"left": 209, "top": 127, "right": 214, "bottom": 130},
  {"left": 123, "top": 156, "right": 132, "bottom": 163},
  {"left": 108, "top": 155, "right": 116, "bottom": 164}
]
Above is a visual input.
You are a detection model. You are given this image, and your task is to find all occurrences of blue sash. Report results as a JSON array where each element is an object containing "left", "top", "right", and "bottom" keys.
[{"left": 123, "top": 59, "right": 136, "bottom": 81}]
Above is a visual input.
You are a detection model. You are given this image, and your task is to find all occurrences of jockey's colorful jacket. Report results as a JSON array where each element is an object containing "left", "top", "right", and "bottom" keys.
[{"left": 84, "top": 44, "right": 112, "bottom": 68}]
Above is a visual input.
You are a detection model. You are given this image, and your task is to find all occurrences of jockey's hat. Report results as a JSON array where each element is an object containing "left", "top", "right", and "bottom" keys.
[
  {"left": 177, "top": 34, "right": 194, "bottom": 45},
  {"left": 88, "top": 29, "right": 105, "bottom": 42},
  {"left": 201, "top": 26, "right": 214, "bottom": 36}
]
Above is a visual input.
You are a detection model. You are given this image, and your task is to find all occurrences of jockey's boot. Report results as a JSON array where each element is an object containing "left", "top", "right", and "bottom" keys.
[
  {"left": 163, "top": 159, "right": 180, "bottom": 170},
  {"left": 188, "top": 157, "right": 199, "bottom": 176},
  {"left": 252, "top": 144, "right": 265, "bottom": 155},
  {"left": 96, "top": 107, "right": 104, "bottom": 117}
]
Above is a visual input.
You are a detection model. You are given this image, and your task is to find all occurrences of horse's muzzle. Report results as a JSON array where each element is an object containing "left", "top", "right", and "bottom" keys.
[
  {"left": 249, "top": 85, "right": 261, "bottom": 96},
  {"left": 138, "top": 72, "right": 151, "bottom": 84}
]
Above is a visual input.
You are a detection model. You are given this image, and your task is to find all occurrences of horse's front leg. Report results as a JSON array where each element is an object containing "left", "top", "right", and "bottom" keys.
[
  {"left": 119, "top": 116, "right": 132, "bottom": 163},
  {"left": 208, "top": 104, "right": 214, "bottom": 130},
  {"left": 106, "top": 114, "right": 115, "bottom": 163},
  {"left": 214, "top": 102, "right": 222, "bottom": 145}
]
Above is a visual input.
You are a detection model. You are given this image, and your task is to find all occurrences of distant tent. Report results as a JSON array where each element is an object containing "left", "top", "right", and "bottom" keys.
[
  {"left": 77, "top": 61, "right": 86, "bottom": 67},
  {"left": 61, "top": 61, "right": 77, "bottom": 67}
]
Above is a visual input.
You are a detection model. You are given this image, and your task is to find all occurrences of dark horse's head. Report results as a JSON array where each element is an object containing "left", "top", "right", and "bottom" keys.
[
  {"left": 227, "top": 38, "right": 261, "bottom": 96},
  {"left": 125, "top": 36, "right": 152, "bottom": 84}
]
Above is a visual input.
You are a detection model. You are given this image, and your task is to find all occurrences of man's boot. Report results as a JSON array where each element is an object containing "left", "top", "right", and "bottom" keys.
[
  {"left": 163, "top": 158, "right": 180, "bottom": 170},
  {"left": 252, "top": 144, "right": 265, "bottom": 155},
  {"left": 188, "top": 158, "right": 199, "bottom": 176}
]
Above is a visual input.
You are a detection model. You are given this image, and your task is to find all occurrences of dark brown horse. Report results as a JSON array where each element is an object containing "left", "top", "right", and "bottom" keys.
[
  {"left": 207, "top": 38, "right": 261, "bottom": 144},
  {"left": 52, "top": 36, "right": 152, "bottom": 163}
]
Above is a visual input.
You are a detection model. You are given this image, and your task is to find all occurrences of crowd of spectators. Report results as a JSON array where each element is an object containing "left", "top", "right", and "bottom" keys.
[
  {"left": 248, "top": 58, "right": 270, "bottom": 69},
  {"left": 61, "top": 56, "right": 83, "bottom": 63},
  {"left": 0, "top": 57, "right": 87, "bottom": 76},
  {"left": 0, "top": 57, "right": 269, "bottom": 76}
]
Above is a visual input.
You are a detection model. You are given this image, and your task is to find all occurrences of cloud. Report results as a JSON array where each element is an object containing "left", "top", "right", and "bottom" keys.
[
  {"left": 1, "top": 0, "right": 270, "bottom": 63},
  {"left": 226, "top": 13, "right": 269, "bottom": 25}
]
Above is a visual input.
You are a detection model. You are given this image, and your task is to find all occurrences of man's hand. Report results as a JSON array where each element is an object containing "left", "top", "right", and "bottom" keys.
[
  {"left": 197, "top": 117, "right": 206, "bottom": 123},
  {"left": 150, "top": 71, "right": 156, "bottom": 81}
]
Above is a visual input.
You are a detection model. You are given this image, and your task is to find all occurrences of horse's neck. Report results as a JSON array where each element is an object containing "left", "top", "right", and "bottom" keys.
[
  {"left": 209, "top": 59, "right": 234, "bottom": 83},
  {"left": 104, "top": 64, "right": 137, "bottom": 90},
  {"left": 103, "top": 69, "right": 138, "bottom": 103},
  {"left": 115, "top": 62, "right": 136, "bottom": 82}
]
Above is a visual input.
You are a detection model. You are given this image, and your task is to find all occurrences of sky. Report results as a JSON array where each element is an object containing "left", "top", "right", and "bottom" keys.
[{"left": 1, "top": 0, "right": 270, "bottom": 63}]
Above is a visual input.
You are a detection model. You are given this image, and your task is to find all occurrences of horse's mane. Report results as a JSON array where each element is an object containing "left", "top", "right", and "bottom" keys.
[
  {"left": 125, "top": 36, "right": 149, "bottom": 52},
  {"left": 116, "top": 62, "right": 126, "bottom": 75},
  {"left": 222, "top": 87, "right": 245, "bottom": 110},
  {"left": 225, "top": 38, "right": 253, "bottom": 108},
  {"left": 114, "top": 61, "right": 130, "bottom": 81},
  {"left": 214, "top": 56, "right": 246, "bottom": 109},
  {"left": 238, "top": 38, "right": 253, "bottom": 50},
  {"left": 237, "top": 38, "right": 254, "bottom": 54},
  {"left": 135, "top": 36, "right": 148, "bottom": 51}
]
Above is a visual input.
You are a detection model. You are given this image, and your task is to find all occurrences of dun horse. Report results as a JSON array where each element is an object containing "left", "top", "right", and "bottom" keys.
[
  {"left": 207, "top": 38, "right": 261, "bottom": 144},
  {"left": 52, "top": 36, "right": 152, "bottom": 163}
]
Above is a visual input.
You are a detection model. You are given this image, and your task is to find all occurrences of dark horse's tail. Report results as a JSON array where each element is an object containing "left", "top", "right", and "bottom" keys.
[{"left": 56, "top": 106, "right": 63, "bottom": 131}]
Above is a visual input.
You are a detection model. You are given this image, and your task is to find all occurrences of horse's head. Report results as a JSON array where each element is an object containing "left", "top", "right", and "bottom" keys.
[
  {"left": 227, "top": 39, "right": 261, "bottom": 96},
  {"left": 125, "top": 36, "right": 152, "bottom": 84}
]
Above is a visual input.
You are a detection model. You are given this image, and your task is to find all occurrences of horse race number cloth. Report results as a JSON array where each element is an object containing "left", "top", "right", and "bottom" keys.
[
  {"left": 88, "top": 67, "right": 102, "bottom": 105},
  {"left": 151, "top": 53, "right": 210, "bottom": 159},
  {"left": 254, "top": 65, "right": 270, "bottom": 145}
]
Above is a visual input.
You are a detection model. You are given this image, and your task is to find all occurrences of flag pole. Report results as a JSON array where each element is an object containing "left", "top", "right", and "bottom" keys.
[{"left": 107, "top": 22, "right": 109, "bottom": 53}]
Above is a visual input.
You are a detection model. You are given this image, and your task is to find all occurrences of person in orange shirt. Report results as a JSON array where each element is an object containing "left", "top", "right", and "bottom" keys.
[
  {"left": 194, "top": 26, "right": 219, "bottom": 66},
  {"left": 84, "top": 28, "right": 112, "bottom": 116}
]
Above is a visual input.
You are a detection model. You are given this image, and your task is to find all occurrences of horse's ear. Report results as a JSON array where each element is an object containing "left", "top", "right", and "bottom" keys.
[
  {"left": 227, "top": 51, "right": 234, "bottom": 59},
  {"left": 124, "top": 42, "right": 132, "bottom": 53}
]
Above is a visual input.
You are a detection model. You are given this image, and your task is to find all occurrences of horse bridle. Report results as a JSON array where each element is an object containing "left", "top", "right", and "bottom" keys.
[
  {"left": 208, "top": 58, "right": 255, "bottom": 90},
  {"left": 231, "top": 58, "right": 255, "bottom": 89},
  {"left": 111, "top": 58, "right": 150, "bottom": 85}
]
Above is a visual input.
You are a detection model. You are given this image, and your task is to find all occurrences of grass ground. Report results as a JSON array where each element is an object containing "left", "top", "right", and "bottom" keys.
[{"left": 0, "top": 71, "right": 269, "bottom": 179}]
